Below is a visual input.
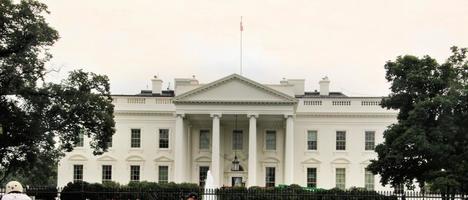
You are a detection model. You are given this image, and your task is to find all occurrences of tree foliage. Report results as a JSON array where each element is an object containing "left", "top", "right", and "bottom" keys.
[
  {"left": 367, "top": 47, "right": 468, "bottom": 192},
  {"left": 0, "top": 0, "right": 115, "bottom": 184}
]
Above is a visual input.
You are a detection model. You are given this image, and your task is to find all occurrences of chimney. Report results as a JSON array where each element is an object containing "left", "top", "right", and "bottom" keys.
[
  {"left": 319, "top": 76, "right": 330, "bottom": 96},
  {"left": 152, "top": 76, "right": 163, "bottom": 94}
]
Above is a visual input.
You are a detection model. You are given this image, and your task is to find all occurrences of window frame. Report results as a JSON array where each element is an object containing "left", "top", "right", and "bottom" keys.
[
  {"left": 199, "top": 129, "right": 211, "bottom": 151},
  {"left": 364, "top": 131, "right": 375, "bottom": 151},
  {"left": 73, "top": 164, "right": 83, "bottom": 182},
  {"left": 335, "top": 168, "right": 346, "bottom": 190},
  {"left": 306, "top": 167, "right": 317, "bottom": 188},
  {"left": 264, "top": 130, "right": 277, "bottom": 151},
  {"left": 130, "top": 165, "right": 140, "bottom": 182},
  {"left": 130, "top": 128, "right": 141, "bottom": 148},
  {"left": 365, "top": 170, "right": 375, "bottom": 190},
  {"left": 102, "top": 165, "right": 112, "bottom": 183},
  {"left": 158, "top": 128, "right": 170, "bottom": 149},
  {"left": 265, "top": 167, "right": 276, "bottom": 187},
  {"left": 307, "top": 130, "right": 318, "bottom": 151},
  {"left": 232, "top": 129, "right": 243, "bottom": 150},
  {"left": 335, "top": 131, "right": 346, "bottom": 151},
  {"left": 158, "top": 165, "right": 169, "bottom": 184},
  {"left": 199, "top": 166, "right": 210, "bottom": 187}
]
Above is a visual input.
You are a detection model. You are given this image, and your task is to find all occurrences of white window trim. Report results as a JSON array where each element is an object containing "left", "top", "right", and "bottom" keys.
[
  {"left": 232, "top": 128, "right": 245, "bottom": 151},
  {"left": 263, "top": 129, "right": 277, "bottom": 152},
  {"left": 364, "top": 130, "right": 377, "bottom": 152},
  {"left": 198, "top": 128, "right": 212, "bottom": 152},
  {"left": 262, "top": 164, "right": 278, "bottom": 187},
  {"left": 157, "top": 127, "right": 172, "bottom": 151},
  {"left": 302, "top": 164, "right": 320, "bottom": 187},
  {"left": 305, "top": 129, "right": 319, "bottom": 152},
  {"left": 101, "top": 164, "right": 113, "bottom": 183},
  {"left": 130, "top": 128, "right": 142, "bottom": 149},
  {"left": 332, "top": 164, "right": 349, "bottom": 190},
  {"left": 335, "top": 130, "right": 347, "bottom": 152},
  {"left": 156, "top": 163, "right": 172, "bottom": 183}
]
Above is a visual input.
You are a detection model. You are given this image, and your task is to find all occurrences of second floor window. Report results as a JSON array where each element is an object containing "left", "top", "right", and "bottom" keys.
[
  {"left": 307, "top": 130, "right": 317, "bottom": 150},
  {"left": 159, "top": 129, "right": 169, "bottom": 149},
  {"left": 131, "top": 129, "right": 141, "bottom": 148},
  {"left": 107, "top": 136, "right": 112, "bottom": 148},
  {"left": 336, "top": 131, "right": 346, "bottom": 150},
  {"left": 232, "top": 130, "right": 243, "bottom": 150},
  {"left": 265, "top": 130, "right": 276, "bottom": 150},
  {"left": 76, "top": 132, "right": 84, "bottom": 147},
  {"left": 199, "top": 130, "right": 210, "bottom": 150},
  {"left": 365, "top": 131, "right": 375, "bottom": 150}
]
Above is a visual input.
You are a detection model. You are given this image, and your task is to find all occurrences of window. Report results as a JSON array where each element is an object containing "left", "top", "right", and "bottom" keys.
[
  {"left": 394, "top": 184, "right": 404, "bottom": 194},
  {"left": 307, "top": 130, "right": 317, "bottom": 150},
  {"left": 130, "top": 165, "right": 140, "bottom": 182},
  {"left": 159, "top": 129, "right": 169, "bottom": 149},
  {"left": 102, "top": 165, "right": 112, "bottom": 182},
  {"left": 107, "top": 136, "right": 112, "bottom": 148},
  {"left": 158, "top": 166, "right": 169, "bottom": 184},
  {"left": 365, "top": 170, "right": 375, "bottom": 190},
  {"left": 365, "top": 131, "right": 375, "bottom": 150},
  {"left": 265, "top": 167, "right": 276, "bottom": 187},
  {"left": 265, "top": 130, "right": 276, "bottom": 150},
  {"left": 232, "top": 130, "right": 243, "bottom": 150},
  {"left": 131, "top": 129, "right": 141, "bottom": 148},
  {"left": 336, "top": 131, "right": 346, "bottom": 150},
  {"left": 336, "top": 168, "right": 346, "bottom": 190},
  {"left": 307, "top": 168, "right": 317, "bottom": 188},
  {"left": 76, "top": 132, "right": 84, "bottom": 147},
  {"left": 199, "top": 130, "right": 210, "bottom": 150},
  {"left": 199, "top": 166, "right": 209, "bottom": 187},
  {"left": 73, "top": 165, "right": 83, "bottom": 182}
]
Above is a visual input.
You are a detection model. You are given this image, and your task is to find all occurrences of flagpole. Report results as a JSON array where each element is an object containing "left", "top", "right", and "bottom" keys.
[{"left": 240, "top": 16, "right": 243, "bottom": 75}]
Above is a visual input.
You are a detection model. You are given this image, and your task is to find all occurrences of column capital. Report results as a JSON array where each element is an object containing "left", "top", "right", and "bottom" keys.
[
  {"left": 247, "top": 113, "right": 259, "bottom": 118},
  {"left": 210, "top": 113, "right": 222, "bottom": 118},
  {"left": 175, "top": 113, "right": 185, "bottom": 118},
  {"left": 284, "top": 114, "right": 295, "bottom": 119}
]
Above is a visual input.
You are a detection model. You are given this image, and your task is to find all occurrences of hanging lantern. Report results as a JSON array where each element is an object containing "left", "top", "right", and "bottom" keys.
[{"left": 231, "top": 155, "right": 240, "bottom": 171}]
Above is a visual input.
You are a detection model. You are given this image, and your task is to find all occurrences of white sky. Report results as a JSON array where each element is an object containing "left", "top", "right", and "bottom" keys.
[{"left": 41, "top": 0, "right": 468, "bottom": 96}]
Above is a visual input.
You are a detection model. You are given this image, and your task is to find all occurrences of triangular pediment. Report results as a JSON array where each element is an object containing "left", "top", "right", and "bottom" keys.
[{"left": 173, "top": 74, "right": 297, "bottom": 104}]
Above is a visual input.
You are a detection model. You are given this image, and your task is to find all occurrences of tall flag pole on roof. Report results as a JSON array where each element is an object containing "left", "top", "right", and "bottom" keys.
[{"left": 240, "top": 16, "right": 243, "bottom": 75}]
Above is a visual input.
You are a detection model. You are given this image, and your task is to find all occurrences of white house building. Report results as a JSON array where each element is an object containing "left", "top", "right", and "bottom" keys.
[{"left": 57, "top": 74, "right": 397, "bottom": 190}]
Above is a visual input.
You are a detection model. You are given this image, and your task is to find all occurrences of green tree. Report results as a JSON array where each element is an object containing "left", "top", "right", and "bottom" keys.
[
  {"left": 367, "top": 47, "right": 468, "bottom": 193},
  {"left": 0, "top": 0, "right": 115, "bottom": 184}
]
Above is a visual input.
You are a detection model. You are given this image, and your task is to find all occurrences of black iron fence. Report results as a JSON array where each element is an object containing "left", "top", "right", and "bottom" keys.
[{"left": 0, "top": 187, "right": 467, "bottom": 200}]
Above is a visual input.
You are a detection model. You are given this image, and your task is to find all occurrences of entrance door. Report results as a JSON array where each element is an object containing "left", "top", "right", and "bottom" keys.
[{"left": 231, "top": 177, "right": 243, "bottom": 187}]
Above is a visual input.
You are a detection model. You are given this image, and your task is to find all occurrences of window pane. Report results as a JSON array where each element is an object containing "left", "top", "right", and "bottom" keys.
[
  {"left": 131, "top": 129, "right": 141, "bottom": 148},
  {"left": 73, "top": 165, "right": 83, "bottom": 182},
  {"left": 307, "top": 168, "right": 317, "bottom": 188},
  {"left": 130, "top": 165, "right": 140, "bottom": 182},
  {"left": 199, "top": 166, "right": 209, "bottom": 187},
  {"left": 336, "top": 131, "right": 346, "bottom": 150},
  {"left": 365, "top": 131, "right": 375, "bottom": 150},
  {"left": 365, "top": 170, "right": 375, "bottom": 190},
  {"left": 102, "top": 165, "right": 112, "bottom": 182},
  {"left": 76, "top": 132, "right": 84, "bottom": 147},
  {"left": 233, "top": 130, "right": 243, "bottom": 150},
  {"left": 266, "top": 131, "right": 276, "bottom": 150},
  {"left": 107, "top": 136, "right": 112, "bottom": 148},
  {"left": 159, "top": 129, "right": 169, "bottom": 149},
  {"left": 159, "top": 166, "right": 169, "bottom": 184},
  {"left": 336, "top": 168, "right": 346, "bottom": 190},
  {"left": 199, "top": 130, "right": 210, "bottom": 150},
  {"left": 307, "top": 130, "right": 317, "bottom": 150},
  {"left": 265, "top": 167, "right": 276, "bottom": 187}
]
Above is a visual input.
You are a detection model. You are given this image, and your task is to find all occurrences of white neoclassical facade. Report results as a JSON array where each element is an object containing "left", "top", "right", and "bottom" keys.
[{"left": 57, "top": 74, "right": 397, "bottom": 190}]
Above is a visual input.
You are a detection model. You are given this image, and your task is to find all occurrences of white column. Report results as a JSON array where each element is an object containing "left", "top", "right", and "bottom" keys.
[
  {"left": 211, "top": 113, "right": 222, "bottom": 187},
  {"left": 284, "top": 114, "right": 294, "bottom": 185},
  {"left": 247, "top": 114, "right": 258, "bottom": 187},
  {"left": 174, "top": 113, "right": 185, "bottom": 183}
]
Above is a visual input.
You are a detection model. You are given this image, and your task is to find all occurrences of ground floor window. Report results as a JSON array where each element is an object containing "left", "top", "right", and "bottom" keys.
[
  {"left": 307, "top": 168, "right": 317, "bottom": 188},
  {"left": 102, "top": 165, "right": 112, "bottom": 182},
  {"left": 158, "top": 166, "right": 169, "bottom": 184},
  {"left": 365, "top": 170, "right": 375, "bottom": 190},
  {"left": 73, "top": 165, "right": 83, "bottom": 182},
  {"left": 199, "top": 166, "right": 209, "bottom": 187},
  {"left": 335, "top": 168, "right": 346, "bottom": 190},
  {"left": 130, "top": 165, "right": 140, "bottom": 182},
  {"left": 265, "top": 167, "right": 276, "bottom": 187}
]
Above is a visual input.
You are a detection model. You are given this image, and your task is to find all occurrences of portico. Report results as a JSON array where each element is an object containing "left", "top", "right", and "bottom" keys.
[{"left": 172, "top": 74, "right": 297, "bottom": 187}]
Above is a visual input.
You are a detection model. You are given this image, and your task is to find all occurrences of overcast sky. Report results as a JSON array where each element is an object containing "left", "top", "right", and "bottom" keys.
[{"left": 41, "top": 0, "right": 468, "bottom": 96}]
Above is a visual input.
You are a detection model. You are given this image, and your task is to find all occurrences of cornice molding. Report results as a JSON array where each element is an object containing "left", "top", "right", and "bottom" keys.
[{"left": 295, "top": 112, "right": 397, "bottom": 118}]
